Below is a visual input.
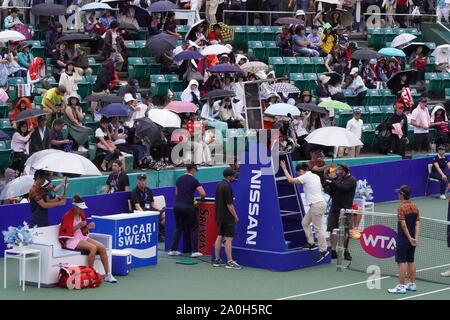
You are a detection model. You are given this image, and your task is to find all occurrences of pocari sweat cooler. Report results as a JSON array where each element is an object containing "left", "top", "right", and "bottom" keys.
[{"left": 112, "top": 249, "right": 132, "bottom": 276}]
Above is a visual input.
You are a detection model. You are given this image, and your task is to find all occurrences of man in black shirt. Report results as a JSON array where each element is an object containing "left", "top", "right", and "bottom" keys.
[
  {"left": 168, "top": 164, "right": 206, "bottom": 257},
  {"left": 430, "top": 145, "right": 450, "bottom": 199},
  {"left": 105, "top": 160, "right": 129, "bottom": 193},
  {"left": 213, "top": 168, "right": 241, "bottom": 270},
  {"left": 386, "top": 103, "right": 409, "bottom": 158},
  {"left": 130, "top": 174, "right": 165, "bottom": 241}
]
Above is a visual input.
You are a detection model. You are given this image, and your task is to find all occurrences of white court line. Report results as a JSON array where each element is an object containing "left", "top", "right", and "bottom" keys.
[{"left": 397, "top": 287, "right": 450, "bottom": 300}]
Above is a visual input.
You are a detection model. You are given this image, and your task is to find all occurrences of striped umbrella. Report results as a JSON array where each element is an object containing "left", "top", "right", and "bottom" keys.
[
  {"left": 271, "top": 83, "right": 300, "bottom": 95},
  {"left": 240, "top": 61, "right": 268, "bottom": 75},
  {"left": 206, "top": 23, "right": 235, "bottom": 42}
]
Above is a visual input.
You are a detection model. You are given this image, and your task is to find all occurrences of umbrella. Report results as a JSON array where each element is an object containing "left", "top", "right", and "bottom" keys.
[
  {"left": 165, "top": 101, "right": 198, "bottom": 114},
  {"left": 271, "top": 83, "right": 300, "bottom": 95},
  {"left": 207, "top": 64, "right": 243, "bottom": 74},
  {"left": 201, "top": 44, "right": 232, "bottom": 56},
  {"left": 402, "top": 42, "right": 432, "bottom": 56},
  {"left": 23, "top": 149, "right": 64, "bottom": 175},
  {"left": 206, "top": 23, "right": 234, "bottom": 42},
  {"left": 81, "top": 2, "right": 113, "bottom": 11},
  {"left": 134, "top": 118, "right": 162, "bottom": 146},
  {"left": 305, "top": 127, "right": 363, "bottom": 148},
  {"left": 0, "top": 30, "right": 25, "bottom": 42},
  {"left": 264, "top": 103, "right": 301, "bottom": 117},
  {"left": 351, "top": 49, "right": 379, "bottom": 60},
  {"left": 148, "top": 0, "right": 178, "bottom": 12},
  {"left": 148, "top": 109, "right": 181, "bottom": 128},
  {"left": 318, "top": 100, "right": 352, "bottom": 110},
  {"left": 391, "top": 33, "right": 417, "bottom": 48},
  {"left": 99, "top": 103, "right": 133, "bottom": 117},
  {"left": 201, "top": 89, "right": 235, "bottom": 100},
  {"left": 14, "top": 109, "right": 47, "bottom": 122},
  {"left": 56, "top": 34, "right": 93, "bottom": 44},
  {"left": 386, "top": 69, "right": 417, "bottom": 90},
  {"left": 174, "top": 50, "right": 204, "bottom": 62},
  {"left": 274, "top": 17, "right": 303, "bottom": 25},
  {"left": 31, "top": 3, "right": 66, "bottom": 16},
  {"left": 296, "top": 103, "right": 327, "bottom": 114},
  {"left": 145, "top": 33, "right": 178, "bottom": 57},
  {"left": 327, "top": 9, "right": 353, "bottom": 28},
  {"left": 0, "top": 130, "right": 8, "bottom": 141},
  {"left": 432, "top": 44, "right": 450, "bottom": 64},
  {"left": 32, "top": 152, "right": 102, "bottom": 176},
  {"left": 322, "top": 72, "right": 343, "bottom": 86},
  {"left": 378, "top": 47, "right": 406, "bottom": 57},
  {"left": 185, "top": 19, "right": 206, "bottom": 40},
  {"left": 131, "top": 5, "right": 152, "bottom": 28},
  {"left": 240, "top": 61, "right": 268, "bottom": 75},
  {"left": 85, "top": 94, "right": 124, "bottom": 103},
  {"left": 118, "top": 22, "right": 139, "bottom": 32},
  {"left": 0, "top": 175, "right": 34, "bottom": 200},
  {"left": 316, "top": 0, "right": 340, "bottom": 3}
]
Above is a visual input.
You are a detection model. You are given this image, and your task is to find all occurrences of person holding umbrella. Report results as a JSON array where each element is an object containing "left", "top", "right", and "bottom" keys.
[
  {"left": 321, "top": 23, "right": 335, "bottom": 56},
  {"left": 11, "top": 122, "right": 34, "bottom": 173},
  {"left": 10, "top": 97, "right": 36, "bottom": 130},
  {"left": 44, "top": 22, "right": 63, "bottom": 55},
  {"left": 164, "top": 11, "right": 183, "bottom": 39},
  {"left": 51, "top": 42, "right": 70, "bottom": 82},
  {"left": 276, "top": 25, "right": 293, "bottom": 56},
  {"left": 409, "top": 46, "right": 428, "bottom": 86},
  {"left": 207, "top": 23, "right": 223, "bottom": 44}
]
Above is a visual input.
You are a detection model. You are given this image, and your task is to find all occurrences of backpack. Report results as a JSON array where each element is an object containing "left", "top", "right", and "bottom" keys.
[{"left": 58, "top": 265, "right": 103, "bottom": 290}]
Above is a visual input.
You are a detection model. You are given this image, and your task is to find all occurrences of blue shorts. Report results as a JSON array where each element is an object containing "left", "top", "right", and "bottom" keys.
[{"left": 395, "top": 244, "right": 416, "bottom": 263}]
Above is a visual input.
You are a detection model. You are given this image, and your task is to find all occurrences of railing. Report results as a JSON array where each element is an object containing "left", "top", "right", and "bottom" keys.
[
  {"left": 361, "top": 12, "right": 438, "bottom": 34},
  {"left": 437, "top": 21, "right": 450, "bottom": 33},
  {"left": 222, "top": 10, "right": 318, "bottom": 26}
]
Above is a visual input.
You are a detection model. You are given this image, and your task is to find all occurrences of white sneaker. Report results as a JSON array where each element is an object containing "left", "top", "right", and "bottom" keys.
[
  {"left": 387, "top": 284, "right": 406, "bottom": 294},
  {"left": 191, "top": 252, "right": 203, "bottom": 258},
  {"left": 104, "top": 273, "right": 117, "bottom": 283},
  {"left": 440, "top": 195, "right": 447, "bottom": 200},
  {"left": 168, "top": 250, "right": 181, "bottom": 256},
  {"left": 78, "top": 146, "right": 88, "bottom": 153},
  {"left": 405, "top": 282, "right": 417, "bottom": 292},
  {"left": 440, "top": 270, "right": 450, "bottom": 277}
]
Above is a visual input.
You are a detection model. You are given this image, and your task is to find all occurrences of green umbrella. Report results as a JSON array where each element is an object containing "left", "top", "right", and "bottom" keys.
[{"left": 319, "top": 100, "right": 352, "bottom": 110}]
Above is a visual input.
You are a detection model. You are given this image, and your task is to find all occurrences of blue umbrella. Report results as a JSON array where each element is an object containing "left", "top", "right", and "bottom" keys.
[
  {"left": 264, "top": 103, "right": 301, "bottom": 117},
  {"left": 148, "top": 0, "right": 178, "bottom": 12},
  {"left": 378, "top": 47, "right": 406, "bottom": 57},
  {"left": 81, "top": 2, "right": 113, "bottom": 11},
  {"left": 207, "top": 64, "right": 243, "bottom": 74},
  {"left": 99, "top": 103, "right": 133, "bottom": 118},
  {"left": 174, "top": 50, "right": 204, "bottom": 62}
]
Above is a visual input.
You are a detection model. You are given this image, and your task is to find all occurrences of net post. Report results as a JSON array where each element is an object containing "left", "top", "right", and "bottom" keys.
[{"left": 336, "top": 208, "right": 346, "bottom": 272}]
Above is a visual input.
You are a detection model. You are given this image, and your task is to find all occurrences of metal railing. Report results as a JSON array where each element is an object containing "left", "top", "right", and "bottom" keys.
[
  {"left": 222, "top": 9, "right": 318, "bottom": 26},
  {"left": 361, "top": 12, "right": 438, "bottom": 34}
]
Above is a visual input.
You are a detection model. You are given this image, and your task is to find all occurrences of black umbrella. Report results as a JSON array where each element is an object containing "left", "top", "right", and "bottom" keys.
[
  {"left": 145, "top": 32, "right": 178, "bottom": 57},
  {"left": 296, "top": 103, "right": 327, "bottom": 114},
  {"left": 31, "top": 3, "right": 66, "bottom": 16},
  {"left": 351, "top": 49, "right": 380, "bottom": 60},
  {"left": 185, "top": 19, "right": 206, "bottom": 41},
  {"left": 326, "top": 9, "right": 353, "bottom": 28},
  {"left": 14, "top": 109, "right": 47, "bottom": 122},
  {"left": 322, "top": 72, "right": 343, "bottom": 86},
  {"left": 201, "top": 89, "right": 236, "bottom": 100},
  {"left": 131, "top": 5, "right": 151, "bottom": 28},
  {"left": 119, "top": 22, "right": 139, "bottom": 32},
  {"left": 0, "top": 129, "right": 9, "bottom": 141},
  {"left": 134, "top": 118, "right": 162, "bottom": 146},
  {"left": 85, "top": 94, "right": 124, "bottom": 103},
  {"left": 274, "top": 17, "right": 303, "bottom": 25},
  {"left": 386, "top": 69, "right": 418, "bottom": 91},
  {"left": 56, "top": 34, "right": 93, "bottom": 44},
  {"left": 401, "top": 42, "right": 432, "bottom": 57},
  {"left": 148, "top": 0, "right": 178, "bottom": 13}
]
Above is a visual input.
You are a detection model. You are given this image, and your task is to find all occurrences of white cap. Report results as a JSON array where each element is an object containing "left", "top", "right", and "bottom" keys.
[
  {"left": 267, "top": 70, "right": 275, "bottom": 78},
  {"left": 124, "top": 93, "right": 136, "bottom": 103},
  {"left": 295, "top": 10, "right": 305, "bottom": 17},
  {"left": 350, "top": 67, "right": 359, "bottom": 75},
  {"left": 287, "top": 98, "right": 296, "bottom": 106},
  {"left": 255, "top": 70, "right": 267, "bottom": 80},
  {"left": 73, "top": 201, "right": 88, "bottom": 210}
]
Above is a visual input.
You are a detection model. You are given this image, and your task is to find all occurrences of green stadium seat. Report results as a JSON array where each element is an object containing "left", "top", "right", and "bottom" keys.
[
  {"left": 303, "top": 73, "right": 317, "bottom": 91},
  {"left": 150, "top": 75, "right": 169, "bottom": 96},
  {"left": 29, "top": 40, "right": 45, "bottom": 58},
  {"left": 248, "top": 41, "right": 265, "bottom": 61},
  {"left": 245, "top": 26, "right": 260, "bottom": 41},
  {"left": 128, "top": 57, "right": 146, "bottom": 80},
  {"left": 361, "top": 123, "right": 375, "bottom": 147},
  {"left": 366, "top": 105, "right": 384, "bottom": 124},
  {"left": 380, "top": 89, "right": 395, "bottom": 105},
  {"left": 446, "top": 88, "right": 450, "bottom": 100},
  {"left": 268, "top": 57, "right": 285, "bottom": 77},
  {"left": 284, "top": 57, "right": 301, "bottom": 73},
  {"left": 344, "top": 89, "right": 356, "bottom": 106},
  {"left": 383, "top": 28, "right": 396, "bottom": 43},
  {"left": 425, "top": 73, "right": 440, "bottom": 92},
  {"left": 0, "top": 139, "right": 12, "bottom": 170},
  {"left": 296, "top": 57, "right": 313, "bottom": 73},
  {"left": 381, "top": 105, "right": 395, "bottom": 117},
  {"left": 408, "top": 124, "right": 415, "bottom": 143},
  {"left": 410, "top": 88, "right": 421, "bottom": 102},
  {"left": 83, "top": 114, "right": 99, "bottom": 133},
  {"left": 142, "top": 57, "right": 162, "bottom": 75},
  {"left": 367, "top": 28, "right": 383, "bottom": 47},
  {"left": 426, "top": 56, "right": 435, "bottom": 72},
  {"left": 0, "top": 119, "right": 13, "bottom": 138},
  {"left": 7, "top": 77, "right": 26, "bottom": 102},
  {"left": 232, "top": 26, "right": 246, "bottom": 46},
  {"left": 165, "top": 74, "right": 185, "bottom": 92},
  {"left": 88, "top": 57, "right": 101, "bottom": 75},
  {"left": 176, "top": 25, "right": 188, "bottom": 38},
  {"left": 259, "top": 26, "right": 276, "bottom": 42},
  {"left": 134, "top": 40, "right": 147, "bottom": 57},
  {"left": 124, "top": 40, "right": 139, "bottom": 57},
  {"left": 335, "top": 109, "right": 354, "bottom": 127},
  {"left": 289, "top": 73, "right": 304, "bottom": 89},
  {"left": 366, "top": 89, "right": 382, "bottom": 106},
  {"left": 77, "top": 79, "right": 92, "bottom": 99},
  {"left": 173, "top": 91, "right": 182, "bottom": 101},
  {"left": 310, "top": 57, "right": 326, "bottom": 73},
  {"left": 85, "top": 75, "right": 97, "bottom": 84},
  {"left": 138, "top": 27, "right": 149, "bottom": 40},
  {"left": 263, "top": 41, "right": 281, "bottom": 59},
  {"left": 28, "top": 25, "right": 41, "bottom": 41},
  {"left": 0, "top": 104, "right": 8, "bottom": 119},
  {"left": 441, "top": 72, "right": 450, "bottom": 90}
]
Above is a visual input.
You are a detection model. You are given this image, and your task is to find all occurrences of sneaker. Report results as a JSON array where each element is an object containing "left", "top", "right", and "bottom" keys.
[
  {"left": 440, "top": 270, "right": 450, "bottom": 277},
  {"left": 303, "top": 243, "right": 318, "bottom": 250},
  {"left": 104, "top": 273, "right": 117, "bottom": 283},
  {"left": 440, "top": 194, "right": 447, "bottom": 200},
  {"left": 191, "top": 252, "right": 203, "bottom": 258},
  {"left": 387, "top": 284, "right": 406, "bottom": 294},
  {"left": 331, "top": 250, "right": 338, "bottom": 259},
  {"left": 168, "top": 250, "right": 181, "bottom": 256},
  {"left": 78, "top": 146, "right": 88, "bottom": 153},
  {"left": 351, "top": 229, "right": 361, "bottom": 239},
  {"left": 212, "top": 258, "right": 226, "bottom": 267},
  {"left": 315, "top": 251, "right": 330, "bottom": 263},
  {"left": 344, "top": 250, "right": 352, "bottom": 261},
  {"left": 225, "top": 260, "right": 242, "bottom": 270},
  {"left": 405, "top": 282, "right": 417, "bottom": 292}
]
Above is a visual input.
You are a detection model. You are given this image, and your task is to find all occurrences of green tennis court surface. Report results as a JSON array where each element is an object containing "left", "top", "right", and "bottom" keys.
[{"left": 0, "top": 197, "right": 448, "bottom": 300}]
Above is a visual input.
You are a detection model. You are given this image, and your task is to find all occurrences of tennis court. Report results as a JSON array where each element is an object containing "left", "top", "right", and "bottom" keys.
[{"left": 0, "top": 197, "right": 448, "bottom": 300}]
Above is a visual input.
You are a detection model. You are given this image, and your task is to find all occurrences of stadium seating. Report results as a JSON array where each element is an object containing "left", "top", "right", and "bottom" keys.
[
  {"left": 150, "top": 74, "right": 170, "bottom": 96},
  {"left": 247, "top": 41, "right": 265, "bottom": 61},
  {"left": 164, "top": 74, "right": 185, "bottom": 92},
  {"left": 0, "top": 140, "right": 12, "bottom": 171},
  {"left": 88, "top": 57, "right": 101, "bottom": 75}
]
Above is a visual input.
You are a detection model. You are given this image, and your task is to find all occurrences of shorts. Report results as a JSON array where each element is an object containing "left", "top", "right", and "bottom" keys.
[
  {"left": 395, "top": 244, "right": 416, "bottom": 263},
  {"left": 327, "top": 211, "right": 353, "bottom": 232},
  {"left": 217, "top": 222, "right": 235, "bottom": 237},
  {"left": 413, "top": 133, "right": 430, "bottom": 152}
]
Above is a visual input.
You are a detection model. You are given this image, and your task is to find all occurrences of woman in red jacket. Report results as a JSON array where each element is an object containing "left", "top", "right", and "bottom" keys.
[
  {"left": 58, "top": 194, "right": 117, "bottom": 283},
  {"left": 409, "top": 45, "right": 428, "bottom": 86}
]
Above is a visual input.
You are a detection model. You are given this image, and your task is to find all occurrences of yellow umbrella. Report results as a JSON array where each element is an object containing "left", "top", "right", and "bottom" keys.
[{"left": 206, "top": 23, "right": 235, "bottom": 43}]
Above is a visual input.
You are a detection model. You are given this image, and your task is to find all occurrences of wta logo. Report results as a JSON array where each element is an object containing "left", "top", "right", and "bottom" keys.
[{"left": 360, "top": 225, "right": 397, "bottom": 259}]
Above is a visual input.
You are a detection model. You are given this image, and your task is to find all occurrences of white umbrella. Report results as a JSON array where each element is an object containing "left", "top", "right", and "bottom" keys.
[
  {"left": 148, "top": 109, "right": 181, "bottom": 128},
  {"left": 432, "top": 44, "right": 450, "bottom": 64},
  {"left": 0, "top": 175, "right": 34, "bottom": 200},
  {"left": 264, "top": 103, "right": 301, "bottom": 117},
  {"left": 201, "top": 44, "right": 231, "bottom": 56},
  {"left": 185, "top": 19, "right": 205, "bottom": 40},
  {"left": 305, "top": 127, "right": 363, "bottom": 148},
  {"left": 391, "top": 33, "right": 416, "bottom": 48},
  {"left": 316, "top": 0, "right": 340, "bottom": 4},
  {"left": 32, "top": 152, "right": 102, "bottom": 176},
  {"left": 81, "top": 2, "right": 113, "bottom": 11},
  {"left": 23, "top": 149, "right": 65, "bottom": 175},
  {"left": 0, "top": 30, "right": 25, "bottom": 42}
]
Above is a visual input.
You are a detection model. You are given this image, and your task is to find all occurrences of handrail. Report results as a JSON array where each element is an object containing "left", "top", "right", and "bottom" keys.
[
  {"left": 222, "top": 9, "right": 318, "bottom": 26},
  {"left": 437, "top": 21, "right": 450, "bottom": 33}
]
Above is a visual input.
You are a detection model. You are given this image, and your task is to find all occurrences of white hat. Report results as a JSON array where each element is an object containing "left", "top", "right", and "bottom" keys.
[
  {"left": 319, "top": 74, "right": 330, "bottom": 84},
  {"left": 287, "top": 98, "right": 296, "bottom": 106},
  {"left": 236, "top": 54, "right": 248, "bottom": 65},
  {"left": 267, "top": 70, "right": 276, "bottom": 78},
  {"left": 295, "top": 10, "right": 305, "bottom": 17},
  {"left": 225, "top": 44, "right": 233, "bottom": 51},
  {"left": 73, "top": 201, "right": 88, "bottom": 210},
  {"left": 350, "top": 67, "right": 359, "bottom": 75},
  {"left": 124, "top": 93, "right": 136, "bottom": 103},
  {"left": 255, "top": 70, "right": 267, "bottom": 80}
]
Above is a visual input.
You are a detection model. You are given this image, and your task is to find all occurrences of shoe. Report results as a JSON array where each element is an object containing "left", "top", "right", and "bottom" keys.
[
  {"left": 440, "top": 194, "right": 447, "bottom": 200},
  {"left": 303, "top": 243, "right": 318, "bottom": 250},
  {"left": 440, "top": 270, "right": 450, "bottom": 277},
  {"left": 191, "top": 252, "right": 203, "bottom": 258},
  {"left": 168, "top": 250, "right": 181, "bottom": 256},
  {"left": 212, "top": 258, "right": 226, "bottom": 267},
  {"left": 405, "top": 282, "right": 417, "bottom": 292},
  {"left": 331, "top": 250, "right": 338, "bottom": 259},
  {"left": 78, "top": 146, "right": 88, "bottom": 153},
  {"left": 315, "top": 251, "right": 330, "bottom": 263},
  {"left": 225, "top": 260, "right": 242, "bottom": 270},
  {"left": 104, "top": 273, "right": 117, "bottom": 283},
  {"left": 351, "top": 229, "right": 361, "bottom": 239},
  {"left": 344, "top": 250, "right": 352, "bottom": 261},
  {"left": 387, "top": 284, "right": 406, "bottom": 294}
]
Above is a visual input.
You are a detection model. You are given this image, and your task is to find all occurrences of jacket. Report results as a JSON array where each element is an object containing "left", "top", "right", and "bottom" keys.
[
  {"left": 328, "top": 174, "right": 357, "bottom": 213},
  {"left": 58, "top": 208, "right": 87, "bottom": 248},
  {"left": 29, "top": 126, "right": 51, "bottom": 155}
]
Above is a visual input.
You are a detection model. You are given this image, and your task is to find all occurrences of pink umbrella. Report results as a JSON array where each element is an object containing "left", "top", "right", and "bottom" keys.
[{"left": 165, "top": 101, "right": 198, "bottom": 114}]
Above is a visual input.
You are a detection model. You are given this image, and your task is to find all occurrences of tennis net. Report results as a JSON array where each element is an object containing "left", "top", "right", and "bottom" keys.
[{"left": 336, "top": 209, "right": 450, "bottom": 285}]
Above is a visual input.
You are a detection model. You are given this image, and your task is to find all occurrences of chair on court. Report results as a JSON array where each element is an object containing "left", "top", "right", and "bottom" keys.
[{"left": 425, "top": 163, "right": 441, "bottom": 196}]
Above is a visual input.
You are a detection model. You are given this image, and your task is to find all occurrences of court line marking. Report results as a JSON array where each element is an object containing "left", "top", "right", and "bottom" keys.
[{"left": 397, "top": 287, "right": 450, "bottom": 300}]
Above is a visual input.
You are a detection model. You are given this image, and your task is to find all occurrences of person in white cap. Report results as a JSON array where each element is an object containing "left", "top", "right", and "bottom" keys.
[
  {"left": 58, "top": 194, "right": 117, "bottom": 283},
  {"left": 339, "top": 107, "right": 363, "bottom": 159},
  {"left": 181, "top": 79, "right": 201, "bottom": 105},
  {"left": 294, "top": 9, "right": 306, "bottom": 25},
  {"left": 347, "top": 67, "right": 367, "bottom": 106}
]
